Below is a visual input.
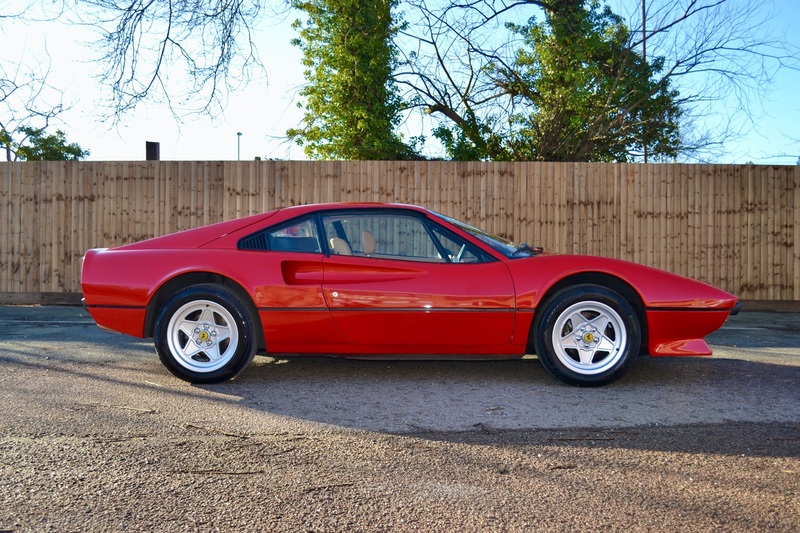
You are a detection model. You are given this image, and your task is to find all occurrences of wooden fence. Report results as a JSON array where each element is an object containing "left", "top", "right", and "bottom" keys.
[{"left": 1, "top": 160, "right": 798, "bottom": 303}]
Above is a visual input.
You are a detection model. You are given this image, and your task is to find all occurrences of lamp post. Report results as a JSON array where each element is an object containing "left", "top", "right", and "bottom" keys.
[{"left": 237, "top": 132, "right": 242, "bottom": 160}]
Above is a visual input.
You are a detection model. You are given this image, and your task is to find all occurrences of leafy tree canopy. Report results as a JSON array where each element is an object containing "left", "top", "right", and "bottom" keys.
[
  {"left": 287, "top": 0, "right": 412, "bottom": 159},
  {"left": 428, "top": 0, "right": 681, "bottom": 161},
  {"left": 2, "top": 126, "right": 89, "bottom": 161}
]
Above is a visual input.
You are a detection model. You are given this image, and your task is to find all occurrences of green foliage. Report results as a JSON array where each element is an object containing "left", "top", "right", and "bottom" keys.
[
  {"left": 0, "top": 129, "right": 11, "bottom": 160},
  {"left": 288, "top": 0, "right": 411, "bottom": 160},
  {"left": 436, "top": 0, "right": 681, "bottom": 162},
  {"left": 432, "top": 114, "right": 504, "bottom": 162},
  {"left": 2, "top": 126, "right": 89, "bottom": 161}
]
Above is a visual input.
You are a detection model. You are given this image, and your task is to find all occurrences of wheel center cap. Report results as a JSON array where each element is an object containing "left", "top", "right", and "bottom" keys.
[
  {"left": 582, "top": 332, "right": 595, "bottom": 343},
  {"left": 198, "top": 330, "right": 210, "bottom": 342}
]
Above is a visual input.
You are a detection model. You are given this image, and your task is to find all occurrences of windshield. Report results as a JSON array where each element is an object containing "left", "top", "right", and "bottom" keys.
[{"left": 432, "top": 211, "right": 542, "bottom": 258}]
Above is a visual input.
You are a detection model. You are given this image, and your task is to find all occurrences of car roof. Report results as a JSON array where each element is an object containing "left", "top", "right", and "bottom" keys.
[
  {"left": 284, "top": 202, "right": 427, "bottom": 211},
  {"left": 277, "top": 202, "right": 430, "bottom": 215}
]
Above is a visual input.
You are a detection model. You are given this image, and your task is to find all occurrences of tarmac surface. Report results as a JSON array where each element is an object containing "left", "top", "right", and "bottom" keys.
[
  {"left": 0, "top": 306, "right": 798, "bottom": 432},
  {"left": 0, "top": 306, "right": 798, "bottom": 531}
]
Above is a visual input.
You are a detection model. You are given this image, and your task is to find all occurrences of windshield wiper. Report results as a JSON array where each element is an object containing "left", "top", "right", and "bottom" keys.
[{"left": 513, "top": 242, "right": 544, "bottom": 256}]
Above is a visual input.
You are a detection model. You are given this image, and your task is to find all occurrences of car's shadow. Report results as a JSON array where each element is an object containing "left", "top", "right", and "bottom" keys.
[
  {"left": 214, "top": 351, "right": 798, "bottom": 427},
  {"left": 3, "top": 308, "right": 800, "bottom": 459}
]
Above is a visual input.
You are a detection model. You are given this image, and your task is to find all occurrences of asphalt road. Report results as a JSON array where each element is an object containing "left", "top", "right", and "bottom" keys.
[
  {"left": 0, "top": 306, "right": 798, "bottom": 531},
  {"left": 1, "top": 306, "right": 798, "bottom": 432}
]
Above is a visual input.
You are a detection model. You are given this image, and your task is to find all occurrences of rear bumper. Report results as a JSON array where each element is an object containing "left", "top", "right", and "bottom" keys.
[{"left": 84, "top": 304, "right": 147, "bottom": 338}]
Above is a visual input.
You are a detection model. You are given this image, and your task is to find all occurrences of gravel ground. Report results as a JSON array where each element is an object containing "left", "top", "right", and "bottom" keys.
[{"left": 0, "top": 307, "right": 798, "bottom": 532}]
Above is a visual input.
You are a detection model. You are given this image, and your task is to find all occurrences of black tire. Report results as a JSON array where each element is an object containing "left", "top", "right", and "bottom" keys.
[
  {"left": 153, "top": 284, "right": 258, "bottom": 384},
  {"left": 533, "top": 284, "right": 641, "bottom": 387}
]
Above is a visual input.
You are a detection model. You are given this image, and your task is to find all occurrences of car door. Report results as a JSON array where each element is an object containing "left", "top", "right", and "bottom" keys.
[
  {"left": 320, "top": 210, "right": 517, "bottom": 353},
  {"left": 239, "top": 215, "right": 347, "bottom": 349}
]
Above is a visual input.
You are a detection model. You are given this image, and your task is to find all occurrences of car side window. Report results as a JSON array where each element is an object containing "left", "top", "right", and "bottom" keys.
[
  {"left": 322, "top": 213, "right": 448, "bottom": 262},
  {"left": 429, "top": 226, "right": 486, "bottom": 263},
  {"left": 239, "top": 216, "right": 322, "bottom": 253}
]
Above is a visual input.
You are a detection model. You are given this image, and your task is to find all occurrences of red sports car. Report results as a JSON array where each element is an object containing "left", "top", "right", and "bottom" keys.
[{"left": 81, "top": 202, "right": 740, "bottom": 386}]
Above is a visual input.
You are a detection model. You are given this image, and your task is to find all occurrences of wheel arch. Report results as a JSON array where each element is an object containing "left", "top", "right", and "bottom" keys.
[
  {"left": 528, "top": 272, "right": 648, "bottom": 355},
  {"left": 144, "top": 272, "right": 265, "bottom": 351}
]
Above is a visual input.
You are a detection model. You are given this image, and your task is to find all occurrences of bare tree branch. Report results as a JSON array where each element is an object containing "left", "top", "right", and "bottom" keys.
[
  {"left": 76, "top": 0, "right": 268, "bottom": 121},
  {"left": 0, "top": 49, "right": 69, "bottom": 160},
  {"left": 396, "top": 0, "right": 799, "bottom": 161},
  {"left": 621, "top": 0, "right": 800, "bottom": 158}
]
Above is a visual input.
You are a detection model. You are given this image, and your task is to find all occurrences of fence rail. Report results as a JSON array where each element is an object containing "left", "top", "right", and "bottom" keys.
[{"left": 2, "top": 161, "right": 798, "bottom": 301}]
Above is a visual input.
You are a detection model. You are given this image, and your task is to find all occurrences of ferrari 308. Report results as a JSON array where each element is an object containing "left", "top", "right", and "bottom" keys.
[{"left": 81, "top": 202, "right": 740, "bottom": 386}]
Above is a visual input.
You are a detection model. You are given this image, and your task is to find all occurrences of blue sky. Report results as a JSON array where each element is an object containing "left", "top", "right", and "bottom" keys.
[{"left": 2, "top": 0, "right": 798, "bottom": 164}]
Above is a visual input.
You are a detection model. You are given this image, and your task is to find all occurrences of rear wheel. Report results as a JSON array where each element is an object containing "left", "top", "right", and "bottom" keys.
[
  {"left": 534, "top": 284, "right": 641, "bottom": 386},
  {"left": 154, "top": 284, "right": 258, "bottom": 383}
]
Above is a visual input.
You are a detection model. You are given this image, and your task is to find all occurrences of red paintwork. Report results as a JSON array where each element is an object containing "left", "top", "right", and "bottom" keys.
[
  {"left": 81, "top": 202, "right": 739, "bottom": 359},
  {"left": 645, "top": 309, "right": 731, "bottom": 356}
]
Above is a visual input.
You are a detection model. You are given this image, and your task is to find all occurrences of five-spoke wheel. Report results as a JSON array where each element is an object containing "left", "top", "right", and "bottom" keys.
[
  {"left": 165, "top": 299, "right": 239, "bottom": 374},
  {"left": 154, "top": 284, "right": 257, "bottom": 383},
  {"left": 534, "top": 284, "right": 641, "bottom": 386}
]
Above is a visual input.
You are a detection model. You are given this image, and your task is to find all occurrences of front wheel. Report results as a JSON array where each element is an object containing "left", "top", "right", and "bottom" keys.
[
  {"left": 154, "top": 284, "right": 258, "bottom": 383},
  {"left": 533, "top": 285, "right": 641, "bottom": 387}
]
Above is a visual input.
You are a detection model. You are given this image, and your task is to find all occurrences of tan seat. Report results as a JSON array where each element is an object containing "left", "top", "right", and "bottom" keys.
[
  {"left": 329, "top": 237, "right": 352, "bottom": 255},
  {"left": 361, "top": 230, "right": 376, "bottom": 256}
]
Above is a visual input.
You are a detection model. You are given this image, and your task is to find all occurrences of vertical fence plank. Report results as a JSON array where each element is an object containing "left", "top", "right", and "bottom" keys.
[
  {"left": 633, "top": 163, "right": 645, "bottom": 265},
  {"left": 743, "top": 165, "right": 756, "bottom": 299},
  {"left": 777, "top": 166, "right": 789, "bottom": 299},
  {"left": 617, "top": 164, "right": 629, "bottom": 263},
  {"left": 512, "top": 161, "right": 527, "bottom": 244},
  {"left": 0, "top": 164, "right": 7, "bottom": 292},
  {"left": 12, "top": 163, "right": 29, "bottom": 291},
  {"left": 794, "top": 166, "right": 800, "bottom": 301},
  {"left": 660, "top": 163, "right": 672, "bottom": 274},
  {"left": 760, "top": 165, "right": 771, "bottom": 299}
]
